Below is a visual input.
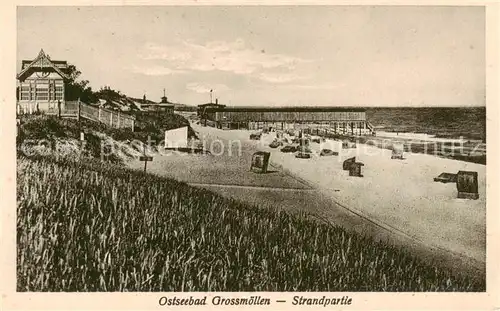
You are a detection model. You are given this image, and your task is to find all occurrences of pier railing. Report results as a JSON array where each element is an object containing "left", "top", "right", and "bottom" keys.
[{"left": 17, "top": 100, "right": 135, "bottom": 131}]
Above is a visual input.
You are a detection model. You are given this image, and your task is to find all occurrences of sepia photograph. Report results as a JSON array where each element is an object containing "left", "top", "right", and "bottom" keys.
[{"left": 3, "top": 2, "right": 498, "bottom": 305}]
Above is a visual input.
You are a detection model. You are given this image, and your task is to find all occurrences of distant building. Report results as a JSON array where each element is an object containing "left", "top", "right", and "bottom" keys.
[
  {"left": 17, "top": 49, "right": 71, "bottom": 114},
  {"left": 197, "top": 98, "right": 226, "bottom": 117},
  {"left": 200, "top": 105, "right": 374, "bottom": 135},
  {"left": 140, "top": 89, "right": 175, "bottom": 114}
]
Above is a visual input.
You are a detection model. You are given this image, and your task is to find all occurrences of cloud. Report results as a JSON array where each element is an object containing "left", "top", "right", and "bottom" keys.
[
  {"left": 139, "top": 39, "right": 312, "bottom": 76},
  {"left": 258, "top": 72, "right": 310, "bottom": 83},
  {"left": 186, "top": 82, "right": 230, "bottom": 94},
  {"left": 128, "top": 65, "right": 185, "bottom": 76},
  {"left": 283, "top": 83, "right": 347, "bottom": 90}
]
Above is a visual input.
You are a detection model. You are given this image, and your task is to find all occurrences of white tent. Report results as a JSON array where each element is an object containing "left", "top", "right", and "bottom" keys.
[
  {"left": 391, "top": 142, "right": 405, "bottom": 159},
  {"left": 320, "top": 139, "right": 343, "bottom": 152},
  {"left": 165, "top": 126, "right": 188, "bottom": 149}
]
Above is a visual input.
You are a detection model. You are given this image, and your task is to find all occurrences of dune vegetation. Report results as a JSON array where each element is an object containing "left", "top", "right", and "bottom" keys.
[{"left": 17, "top": 154, "right": 485, "bottom": 292}]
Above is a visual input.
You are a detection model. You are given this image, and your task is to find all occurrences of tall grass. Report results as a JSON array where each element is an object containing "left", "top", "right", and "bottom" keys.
[
  {"left": 17, "top": 116, "right": 125, "bottom": 164},
  {"left": 17, "top": 155, "right": 485, "bottom": 292},
  {"left": 18, "top": 113, "right": 196, "bottom": 149}
]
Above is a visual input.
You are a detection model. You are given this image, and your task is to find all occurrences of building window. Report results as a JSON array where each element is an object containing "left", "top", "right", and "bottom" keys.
[
  {"left": 48, "top": 81, "right": 55, "bottom": 101},
  {"left": 20, "top": 86, "right": 30, "bottom": 100},
  {"left": 35, "top": 81, "right": 49, "bottom": 101},
  {"left": 55, "top": 86, "right": 63, "bottom": 100}
]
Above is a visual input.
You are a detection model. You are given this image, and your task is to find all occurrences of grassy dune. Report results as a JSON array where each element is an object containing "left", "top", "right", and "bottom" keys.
[
  {"left": 17, "top": 114, "right": 198, "bottom": 166},
  {"left": 19, "top": 113, "right": 195, "bottom": 145},
  {"left": 17, "top": 155, "right": 485, "bottom": 292},
  {"left": 17, "top": 116, "right": 136, "bottom": 164}
]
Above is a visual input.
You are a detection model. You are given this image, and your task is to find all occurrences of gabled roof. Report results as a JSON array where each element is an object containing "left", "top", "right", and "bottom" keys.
[{"left": 17, "top": 49, "right": 70, "bottom": 81}]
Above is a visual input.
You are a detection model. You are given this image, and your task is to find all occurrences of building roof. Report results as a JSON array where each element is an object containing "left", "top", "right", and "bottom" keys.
[
  {"left": 17, "top": 49, "right": 70, "bottom": 81},
  {"left": 141, "top": 102, "right": 175, "bottom": 107},
  {"left": 22, "top": 59, "right": 68, "bottom": 69},
  {"left": 198, "top": 103, "right": 226, "bottom": 108},
  {"left": 159, "top": 97, "right": 175, "bottom": 106},
  {"left": 142, "top": 103, "right": 175, "bottom": 106},
  {"left": 204, "top": 106, "right": 366, "bottom": 112}
]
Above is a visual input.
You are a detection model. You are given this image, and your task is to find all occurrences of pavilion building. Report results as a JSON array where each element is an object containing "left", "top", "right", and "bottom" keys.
[
  {"left": 198, "top": 104, "right": 374, "bottom": 135},
  {"left": 17, "top": 49, "right": 71, "bottom": 114}
]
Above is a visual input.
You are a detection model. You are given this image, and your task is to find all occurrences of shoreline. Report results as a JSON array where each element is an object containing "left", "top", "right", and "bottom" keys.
[
  {"left": 301, "top": 128, "right": 486, "bottom": 165},
  {"left": 373, "top": 130, "right": 484, "bottom": 143}
]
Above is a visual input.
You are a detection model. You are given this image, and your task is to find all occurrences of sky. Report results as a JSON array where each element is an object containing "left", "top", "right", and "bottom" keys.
[{"left": 17, "top": 6, "right": 485, "bottom": 107}]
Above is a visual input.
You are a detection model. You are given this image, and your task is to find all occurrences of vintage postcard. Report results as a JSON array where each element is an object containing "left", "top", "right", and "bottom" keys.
[{"left": 1, "top": 1, "right": 499, "bottom": 310}]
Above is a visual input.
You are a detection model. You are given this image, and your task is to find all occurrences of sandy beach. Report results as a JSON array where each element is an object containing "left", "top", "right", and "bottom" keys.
[
  {"left": 191, "top": 124, "right": 486, "bottom": 265},
  {"left": 126, "top": 122, "right": 486, "bottom": 275}
]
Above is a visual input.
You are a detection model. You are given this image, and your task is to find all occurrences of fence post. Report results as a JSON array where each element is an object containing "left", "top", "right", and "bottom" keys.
[
  {"left": 57, "top": 100, "right": 61, "bottom": 118},
  {"left": 131, "top": 119, "right": 135, "bottom": 132},
  {"left": 98, "top": 106, "right": 102, "bottom": 122},
  {"left": 110, "top": 112, "right": 113, "bottom": 127},
  {"left": 77, "top": 98, "right": 81, "bottom": 121}
]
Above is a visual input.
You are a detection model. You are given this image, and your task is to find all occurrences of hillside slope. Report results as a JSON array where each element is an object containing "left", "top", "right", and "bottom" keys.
[{"left": 89, "top": 88, "right": 196, "bottom": 112}]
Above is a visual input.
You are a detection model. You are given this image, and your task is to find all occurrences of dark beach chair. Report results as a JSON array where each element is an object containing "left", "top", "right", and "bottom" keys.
[{"left": 343, "top": 157, "right": 356, "bottom": 170}]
